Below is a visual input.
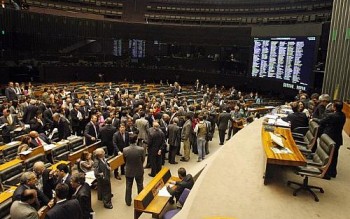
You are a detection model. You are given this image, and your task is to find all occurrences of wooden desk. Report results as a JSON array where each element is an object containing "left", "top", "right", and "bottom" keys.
[
  {"left": 0, "top": 159, "right": 23, "bottom": 172},
  {"left": 0, "top": 186, "right": 17, "bottom": 204},
  {"left": 108, "top": 155, "right": 124, "bottom": 171},
  {"left": 68, "top": 141, "right": 100, "bottom": 165},
  {"left": 134, "top": 167, "right": 178, "bottom": 219},
  {"left": 261, "top": 125, "right": 306, "bottom": 184},
  {"left": 19, "top": 146, "right": 45, "bottom": 160},
  {"left": 0, "top": 141, "right": 21, "bottom": 152},
  {"left": 343, "top": 102, "right": 350, "bottom": 137}
]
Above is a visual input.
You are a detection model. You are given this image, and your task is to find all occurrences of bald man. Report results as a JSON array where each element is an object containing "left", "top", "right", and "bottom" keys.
[
  {"left": 10, "top": 189, "right": 42, "bottom": 219},
  {"left": 33, "top": 161, "right": 55, "bottom": 199},
  {"left": 147, "top": 121, "right": 166, "bottom": 177},
  {"left": 29, "top": 131, "right": 50, "bottom": 148},
  {"left": 93, "top": 148, "right": 113, "bottom": 209}
]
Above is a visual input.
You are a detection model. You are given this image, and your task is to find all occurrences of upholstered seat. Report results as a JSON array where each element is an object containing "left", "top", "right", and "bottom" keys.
[
  {"left": 287, "top": 134, "right": 336, "bottom": 202},
  {"left": 163, "top": 188, "right": 190, "bottom": 219},
  {"left": 0, "top": 163, "right": 23, "bottom": 186}
]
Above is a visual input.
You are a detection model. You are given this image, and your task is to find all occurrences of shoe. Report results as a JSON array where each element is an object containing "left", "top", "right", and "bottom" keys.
[
  {"left": 115, "top": 175, "right": 121, "bottom": 180},
  {"left": 169, "top": 162, "right": 178, "bottom": 164},
  {"left": 104, "top": 204, "right": 113, "bottom": 209},
  {"left": 126, "top": 202, "right": 131, "bottom": 206},
  {"left": 180, "top": 158, "right": 189, "bottom": 162},
  {"left": 148, "top": 173, "right": 155, "bottom": 177},
  {"left": 197, "top": 159, "right": 202, "bottom": 162},
  {"left": 219, "top": 143, "right": 223, "bottom": 145},
  {"left": 226, "top": 138, "right": 230, "bottom": 141},
  {"left": 177, "top": 153, "right": 183, "bottom": 156}
]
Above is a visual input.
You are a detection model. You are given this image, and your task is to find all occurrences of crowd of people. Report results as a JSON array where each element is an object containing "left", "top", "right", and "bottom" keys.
[{"left": 0, "top": 79, "right": 266, "bottom": 219}]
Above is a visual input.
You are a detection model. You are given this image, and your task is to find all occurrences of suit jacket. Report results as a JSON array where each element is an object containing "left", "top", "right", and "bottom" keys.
[
  {"left": 217, "top": 112, "right": 233, "bottom": 130},
  {"left": 13, "top": 184, "right": 49, "bottom": 210},
  {"left": 29, "top": 117, "right": 45, "bottom": 133},
  {"left": 23, "top": 104, "right": 39, "bottom": 124},
  {"left": 123, "top": 144, "right": 145, "bottom": 178},
  {"left": 168, "top": 123, "right": 181, "bottom": 147},
  {"left": 73, "top": 183, "right": 93, "bottom": 219},
  {"left": 135, "top": 117, "right": 149, "bottom": 141},
  {"left": 29, "top": 134, "right": 50, "bottom": 148},
  {"left": 5, "top": 87, "right": 17, "bottom": 101},
  {"left": 113, "top": 131, "right": 130, "bottom": 153},
  {"left": 170, "top": 174, "right": 194, "bottom": 200},
  {"left": 70, "top": 108, "right": 82, "bottom": 127},
  {"left": 181, "top": 119, "right": 192, "bottom": 140},
  {"left": 45, "top": 199, "right": 82, "bottom": 219},
  {"left": 99, "top": 124, "right": 117, "bottom": 151},
  {"left": 93, "top": 158, "right": 111, "bottom": 181},
  {"left": 10, "top": 201, "right": 39, "bottom": 219},
  {"left": 84, "top": 122, "right": 99, "bottom": 146},
  {"left": 319, "top": 111, "right": 346, "bottom": 146},
  {"left": 43, "top": 109, "right": 54, "bottom": 128},
  {"left": 0, "top": 114, "right": 21, "bottom": 137},
  {"left": 147, "top": 127, "right": 165, "bottom": 154},
  {"left": 41, "top": 168, "right": 55, "bottom": 199},
  {"left": 54, "top": 174, "right": 74, "bottom": 200},
  {"left": 56, "top": 117, "right": 71, "bottom": 141},
  {"left": 282, "top": 112, "right": 309, "bottom": 131}
]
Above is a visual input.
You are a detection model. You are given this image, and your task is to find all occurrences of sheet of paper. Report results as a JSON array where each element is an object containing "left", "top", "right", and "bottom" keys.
[
  {"left": 158, "top": 186, "right": 172, "bottom": 197},
  {"left": 270, "top": 146, "right": 293, "bottom": 154},
  {"left": 19, "top": 150, "right": 32, "bottom": 155},
  {"left": 275, "top": 118, "right": 291, "bottom": 128},
  {"left": 85, "top": 171, "right": 96, "bottom": 186},
  {"left": 44, "top": 144, "right": 56, "bottom": 151},
  {"left": 269, "top": 132, "right": 284, "bottom": 147}
]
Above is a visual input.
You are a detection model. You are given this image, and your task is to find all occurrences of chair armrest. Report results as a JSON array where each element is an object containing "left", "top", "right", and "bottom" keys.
[
  {"left": 295, "top": 141, "right": 307, "bottom": 146},
  {"left": 292, "top": 127, "right": 309, "bottom": 136},
  {"left": 292, "top": 133, "right": 305, "bottom": 139},
  {"left": 298, "top": 166, "right": 322, "bottom": 175}
]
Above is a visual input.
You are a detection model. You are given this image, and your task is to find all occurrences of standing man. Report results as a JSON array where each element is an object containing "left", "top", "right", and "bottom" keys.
[
  {"left": 168, "top": 117, "right": 181, "bottom": 164},
  {"left": 53, "top": 163, "right": 74, "bottom": 199},
  {"left": 33, "top": 161, "right": 54, "bottom": 199},
  {"left": 135, "top": 111, "right": 149, "bottom": 146},
  {"left": 112, "top": 123, "right": 129, "bottom": 180},
  {"left": 147, "top": 121, "right": 165, "bottom": 177},
  {"left": 45, "top": 183, "right": 83, "bottom": 219},
  {"left": 123, "top": 134, "right": 145, "bottom": 206},
  {"left": 217, "top": 107, "right": 234, "bottom": 145},
  {"left": 52, "top": 113, "right": 71, "bottom": 141},
  {"left": 71, "top": 173, "right": 93, "bottom": 219},
  {"left": 10, "top": 189, "right": 42, "bottom": 219},
  {"left": 0, "top": 108, "right": 23, "bottom": 143},
  {"left": 94, "top": 148, "right": 113, "bottom": 209},
  {"left": 5, "top": 82, "right": 18, "bottom": 101},
  {"left": 194, "top": 115, "right": 207, "bottom": 162},
  {"left": 99, "top": 118, "right": 117, "bottom": 157},
  {"left": 180, "top": 114, "right": 192, "bottom": 162},
  {"left": 71, "top": 103, "right": 83, "bottom": 136},
  {"left": 318, "top": 101, "right": 346, "bottom": 179},
  {"left": 84, "top": 115, "right": 99, "bottom": 146}
]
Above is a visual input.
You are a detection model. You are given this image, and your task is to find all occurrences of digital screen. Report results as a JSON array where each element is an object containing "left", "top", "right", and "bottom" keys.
[
  {"left": 129, "top": 39, "right": 146, "bottom": 58},
  {"left": 113, "top": 39, "right": 122, "bottom": 56},
  {"left": 251, "top": 37, "right": 317, "bottom": 90}
]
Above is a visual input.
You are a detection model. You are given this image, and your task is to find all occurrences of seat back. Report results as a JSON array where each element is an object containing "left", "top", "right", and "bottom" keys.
[
  {"left": 303, "top": 121, "right": 319, "bottom": 150},
  {"left": 2, "top": 144, "right": 20, "bottom": 161},
  {"left": 0, "top": 163, "right": 23, "bottom": 186},
  {"left": 69, "top": 137, "right": 85, "bottom": 152},
  {"left": 24, "top": 154, "right": 46, "bottom": 171},
  {"left": 0, "top": 198, "right": 12, "bottom": 219},
  {"left": 312, "top": 134, "right": 335, "bottom": 176},
  {"left": 51, "top": 145, "right": 70, "bottom": 161},
  {"left": 178, "top": 188, "right": 190, "bottom": 206}
]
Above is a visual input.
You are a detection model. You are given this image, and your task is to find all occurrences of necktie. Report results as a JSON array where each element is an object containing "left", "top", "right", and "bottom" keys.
[
  {"left": 36, "top": 138, "right": 42, "bottom": 146},
  {"left": 122, "top": 133, "right": 125, "bottom": 142},
  {"left": 7, "top": 116, "right": 12, "bottom": 125}
]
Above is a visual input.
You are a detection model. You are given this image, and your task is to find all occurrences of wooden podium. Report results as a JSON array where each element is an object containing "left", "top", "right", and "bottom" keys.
[{"left": 343, "top": 102, "right": 350, "bottom": 137}]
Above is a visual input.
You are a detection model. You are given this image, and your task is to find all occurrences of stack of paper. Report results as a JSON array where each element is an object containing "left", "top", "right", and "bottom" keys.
[
  {"left": 158, "top": 186, "right": 172, "bottom": 197},
  {"left": 44, "top": 144, "right": 56, "bottom": 151},
  {"left": 269, "top": 132, "right": 284, "bottom": 147}
]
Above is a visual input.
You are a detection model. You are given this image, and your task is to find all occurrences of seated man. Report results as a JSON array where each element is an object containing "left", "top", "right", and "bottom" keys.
[
  {"left": 282, "top": 101, "right": 309, "bottom": 131},
  {"left": 29, "top": 131, "right": 50, "bottom": 148},
  {"left": 167, "top": 167, "right": 194, "bottom": 204}
]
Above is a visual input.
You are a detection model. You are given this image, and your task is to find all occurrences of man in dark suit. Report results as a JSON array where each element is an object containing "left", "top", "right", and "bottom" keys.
[
  {"left": 79, "top": 100, "right": 90, "bottom": 135},
  {"left": 147, "top": 121, "right": 166, "bottom": 177},
  {"left": 0, "top": 108, "right": 23, "bottom": 143},
  {"left": 100, "top": 118, "right": 117, "bottom": 157},
  {"left": 167, "top": 167, "right": 194, "bottom": 204},
  {"left": 33, "top": 161, "right": 55, "bottom": 199},
  {"left": 123, "top": 134, "right": 145, "bottom": 206},
  {"left": 282, "top": 102, "right": 309, "bottom": 131},
  {"left": 94, "top": 148, "right": 113, "bottom": 209},
  {"left": 168, "top": 117, "right": 181, "bottom": 164},
  {"left": 71, "top": 173, "right": 93, "bottom": 219},
  {"left": 29, "top": 131, "right": 50, "bottom": 148},
  {"left": 217, "top": 107, "right": 234, "bottom": 145},
  {"left": 319, "top": 101, "right": 346, "bottom": 179},
  {"left": 29, "top": 111, "right": 45, "bottom": 134},
  {"left": 53, "top": 163, "right": 74, "bottom": 199},
  {"left": 12, "top": 172, "right": 50, "bottom": 210},
  {"left": 43, "top": 104, "right": 56, "bottom": 132},
  {"left": 71, "top": 103, "right": 83, "bottom": 136},
  {"left": 84, "top": 115, "right": 99, "bottom": 146},
  {"left": 53, "top": 113, "right": 71, "bottom": 141},
  {"left": 23, "top": 99, "right": 39, "bottom": 124},
  {"left": 5, "top": 82, "right": 18, "bottom": 101},
  {"left": 112, "top": 123, "right": 129, "bottom": 179},
  {"left": 45, "top": 183, "right": 83, "bottom": 219}
]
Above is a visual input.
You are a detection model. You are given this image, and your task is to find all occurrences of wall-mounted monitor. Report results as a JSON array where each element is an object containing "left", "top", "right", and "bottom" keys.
[
  {"left": 129, "top": 39, "right": 146, "bottom": 58},
  {"left": 251, "top": 37, "right": 317, "bottom": 91}
]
